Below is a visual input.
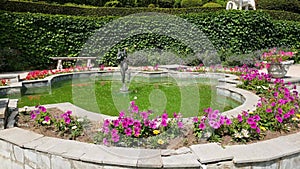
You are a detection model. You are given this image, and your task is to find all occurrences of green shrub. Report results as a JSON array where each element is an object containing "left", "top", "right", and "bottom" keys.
[
  {"left": 181, "top": 0, "right": 202, "bottom": 8},
  {"left": 1, "top": 10, "right": 299, "bottom": 71},
  {"left": 258, "top": 0, "right": 300, "bottom": 13},
  {"left": 202, "top": 2, "right": 222, "bottom": 8},
  {"left": 104, "top": 0, "right": 122, "bottom": 7},
  {"left": 148, "top": 3, "right": 156, "bottom": 8}
]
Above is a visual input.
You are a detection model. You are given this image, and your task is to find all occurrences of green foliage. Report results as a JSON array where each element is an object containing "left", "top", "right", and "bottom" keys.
[
  {"left": 104, "top": 0, "right": 122, "bottom": 7},
  {"left": 0, "top": 1, "right": 222, "bottom": 16},
  {"left": 1, "top": 10, "right": 300, "bottom": 71},
  {"left": 181, "top": 0, "right": 202, "bottom": 8},
  {"left": 202, "top": 2, "right": 222, "bottom": 8},
  {"left": 263, "top": 10, "right": 300, "bottom": 22},
  {"left": 258, "top": 0, "right": 300, "bottom": 13}
]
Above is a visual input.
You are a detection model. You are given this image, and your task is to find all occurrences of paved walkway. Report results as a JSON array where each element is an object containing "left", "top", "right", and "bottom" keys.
[{"left": 1, "top": 64, "right": 300, "bottom": 79}]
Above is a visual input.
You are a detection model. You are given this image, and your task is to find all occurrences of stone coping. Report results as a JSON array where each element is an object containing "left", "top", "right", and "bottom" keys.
[{"left": 1, "top": 127, "right": 300, "bottom": 168}]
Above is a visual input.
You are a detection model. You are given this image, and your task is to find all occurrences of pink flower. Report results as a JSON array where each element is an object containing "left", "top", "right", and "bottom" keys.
[
  {"left": 177, "top": 121, "right": 184, "bottom": 128},
  {"left": 111, "top": 134, "right": 120, "bottom": 142},
  {"left": 38, "top": 106, "right": 47, "bottom": 112},
  {"left": 192, "top": 117, "right": 199, "bottom": 123},
  {"left": 44, "top": 116, "right": 50, "bottom": 122},
  {"left": 199, "top": 122, "right": 206, "bottom": 130},
  {"left": 64, "top": 117, "right": 71, "bottom": 124},
  {"left": 161, "top": 119, "right": 168, "bottom": 127},
  {"left": 276, "top": 115, "right": 283, "bottom": 123},
  {"left": 225, "top": 118, "right": 232, "bottom": 125},
  {"left": 103, "top": 138, "right": 108, "bottom": 145},
  {"left": 247, "top": 117, "right": 255, "bottom": 125},
  {"left": 237, "top": 114, "right": 243, "bottom": 122},
  {"left": 124, "top": 128, "right": 132, "bottom": 136},
  {"left": 119, "top": 111, "right": 125, "bottom": 118},
  {"left": 250, "top": 123, "right": 257, "bottom": 129},
  {"left": 161, "top": 113, "right": 168, "bottom": 120},
  {"left": 266, "top": 108, "right": 273, "bottom": 113},
  {"left": 256, "top": 127, "right": 261, "bottom": 134},
  {"left": 30, "top": 112, "right": 36, "bottom": 120}
]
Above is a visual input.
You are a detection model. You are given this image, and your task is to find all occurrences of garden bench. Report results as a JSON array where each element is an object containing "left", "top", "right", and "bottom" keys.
[{"left": 50, "top": 57, "right": 97, "bottom": 70}]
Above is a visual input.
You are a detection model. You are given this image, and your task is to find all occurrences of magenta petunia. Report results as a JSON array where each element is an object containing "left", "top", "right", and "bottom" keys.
[
  {"left": 199, "top": 122, "right": 206, "bottom": 130},
  {"left": 250, "top": 123, "right": 257, "bottom": 129},
  {"left": 275, "top": 115, "right": 283, "bottom": 123},
  {"left": 247, "top": 117, "right": 255, "bottom": 125},
  {"left": 237, "top": 114, "right": 243, "bottom": 122},
  {"left": 44, "top": 116, "right": 50, "bottom": 122},
  {"left": 177, "top": 121, "right": 184, "bottom": 129},
  {"left": 111, "top": 133, "right": 120, "bottom": 142},
  {"left": 124, "top": 128, "right": 132, "bottom": 136},
  {"left": 30, "top": 112, "right": 37, "bottom": 120},
  {"left": 161, "top": 119, "right": 168, "bottom": 127},
  {"left": 266, "top": 108, "right": 272, "bottom": 113},
  {"left": 225, "top": 118, "right": 232, "bottom": 125},
  {"left": 161, "top": 113, "right": 168, "bottom": 120},
  {"left": 39, "top": 106, "right": 47, "bottom": 112},
  {"left": 192, "top": 117, "right": 199, "bottom": 123}
]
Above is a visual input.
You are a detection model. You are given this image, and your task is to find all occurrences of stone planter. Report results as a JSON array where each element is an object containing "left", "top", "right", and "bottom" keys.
[{"left": 267, "top": 60, "right": 294, "bottom": 78}]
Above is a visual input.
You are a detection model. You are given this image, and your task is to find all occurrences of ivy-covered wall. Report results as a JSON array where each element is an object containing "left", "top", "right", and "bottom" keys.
[{"left": 0, "top": 10, "right": 299, "bottom": 71}]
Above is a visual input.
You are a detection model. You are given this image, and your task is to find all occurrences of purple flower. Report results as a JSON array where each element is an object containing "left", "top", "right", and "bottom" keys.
[
  {"left": 277, "top": 108, "right": 283, "bottom": 115},
  {"left": 247, "top": 117, "right": 255, "bottom": 125},
  {"left": 103, "top": 138, "right": 108, "bottom": 145},
  {"left": 271, "top": 102, "right": 276, "bottom": 107},
  {"left": 113, "top": 119, "right": 120, "bottom": 127},
  {"left": 199, "top": 122, "right": 206, "bottom": 130},
  {"left": 150, "top": 121, "right": 157, "bottom": 129},
  {"left": 161, "top": 113, "right": 168, "bottom": 120},
  {"left": 119, "top": 111, "right": 125, "bottom": 118},
  {"left": 44, "top": 116, "right": 50, "bottom": 122},
  {"left": 39, "top": 106, "right": 47, "bottom": 112},
  {"left": 208, "top": 112, "right": 218, "bottom": 120},
  {"left": 256, "top": 127, "right": 261, "bottom": 134},
  {"left": 283, "top": 113, "right": 290, "bottom": 119},
  {"left": 111, "top": 133, "right": 120, "bottom": 142},
  {"left": 144, "top": 119, "right": 150, "bottom": 126},
  {"left": 225, "top": 118, "right": 232, "bottom": 125},
  {"left": 140, "top": 111, "right": 148, "bottom": 119},
  {"left": 132, "top": 105, "right": 139, "bottom": 113},
  {"left": 177, "top": 121, "right": 184, "bottom": 128},
  {"left": 103, "top": 127, "right": 110, "bottom": 134},
  {"left": 130, "top": 101, "right": 135, "bottom": 107},
  {"left": 30, "top": 112, "right": 36, "bottom": 120},
  {"left": 66, "top": 110, "right": 72, "bottom": 116},
  {"left": 250, "top": 123, "right": 257, "bottom": 129},
  {"left": 161, "top": 119, "right": 168, "bottom": 127},
  {"left": 128, "top": 118, "right": 134, "bottom": 125},
  {"left": 276, "top": 115, "right": 283, "bottom": 123},
  {"left": 253, "top": 115, "right": 260, "bottom": 121},
  {"left": 192, "top": 117, "right": 199, "bottom": 123},
  {"left": 266, "top": 108, "right": 273, "bottom": 113},
  {"left": 237, "top": 114, "right": 243, "bottom": 122},
  {"left": 64, "top": 117, "right": 71, "bottom": 124},
  {"left": 124, "top": 128, "right": 132, "bottom": 136},
  {"left": 104, "top": 119, "right": 110, "bottom": 127}
]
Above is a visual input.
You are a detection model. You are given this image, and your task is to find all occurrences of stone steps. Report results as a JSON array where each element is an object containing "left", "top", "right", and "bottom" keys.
[{"left": 0, "top": 98, "right": 18, "bottom": 129}]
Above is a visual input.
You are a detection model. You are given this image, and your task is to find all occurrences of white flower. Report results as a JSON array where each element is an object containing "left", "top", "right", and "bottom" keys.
[
  {"left": 77, "top": 118, "right": 84, "bottom": 122},
  {"left": 134, "top": 96, "right": 137, "bottom": 100},
  {"left": 71, "top": 126, "right": 77, "bottom": 130},
  {"left": 241, "top": 129, "right": 249, "bottom": 138},
  {"left": 42, "top": 120, "right": 50, "bottom": 125},
  {"left": 234, "top": 132, "right": 243, "bottom": 139}
]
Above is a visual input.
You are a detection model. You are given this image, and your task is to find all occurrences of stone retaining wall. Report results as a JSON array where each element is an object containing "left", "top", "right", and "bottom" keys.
[{"left": 1, "top": 128, "right": 300, "bottom": 169}]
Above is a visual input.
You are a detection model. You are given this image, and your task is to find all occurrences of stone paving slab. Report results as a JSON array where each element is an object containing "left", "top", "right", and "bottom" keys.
[
  {"left": 0, "top": 127, "right": 43, "bottom": 147},
  {"left": 190, "top": 143, "right": 233, "bottom": 163},
  {"left": 137, "top": 149, "right": 162, "bottom": 168},
  {"left": 81, "top": 145, "right": 140, "bottom": 167},
  {"left": 161, "top": 152, "right": 200, "bottom": 168}
]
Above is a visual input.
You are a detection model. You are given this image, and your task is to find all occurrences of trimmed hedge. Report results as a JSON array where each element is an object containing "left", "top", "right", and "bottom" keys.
[
  {"left": 258, "top": 0, "right": 300, "bottom": 14},
  {"left": 2, "top": 1, "right": 300, "bottom": 22},
  {"left": 0, "top": 10, "right": 299, "bottom": 71},
  {"left": 0, "top": 1, "right": 223, "bottom": 16}
]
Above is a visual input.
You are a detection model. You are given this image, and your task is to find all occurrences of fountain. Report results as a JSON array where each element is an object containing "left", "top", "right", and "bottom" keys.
[{"left": 117, "top": 48, "right": 130, "bottom": 93}]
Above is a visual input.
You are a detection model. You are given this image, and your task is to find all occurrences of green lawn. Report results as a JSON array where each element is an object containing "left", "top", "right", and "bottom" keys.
[{"left": 17, "top": 77, "right": 240, "bottom": 117}]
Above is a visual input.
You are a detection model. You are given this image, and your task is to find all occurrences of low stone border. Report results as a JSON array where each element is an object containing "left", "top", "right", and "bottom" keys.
[{"left": 1, "top": 126, "right": 300, "bottom": 169}]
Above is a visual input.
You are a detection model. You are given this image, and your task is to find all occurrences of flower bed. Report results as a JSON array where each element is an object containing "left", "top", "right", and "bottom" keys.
[
  {"left": 192, "top": 67, "right": 300, "bottom": 145},
  {"left": 0, "top": 79, "right": 8, "bottom": 86}
]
